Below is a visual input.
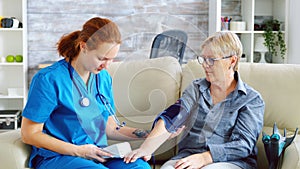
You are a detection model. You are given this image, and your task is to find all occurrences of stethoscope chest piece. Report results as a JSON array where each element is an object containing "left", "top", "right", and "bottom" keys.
[{"left": 80, "top": 97, "right": 90, "bottom": 107}]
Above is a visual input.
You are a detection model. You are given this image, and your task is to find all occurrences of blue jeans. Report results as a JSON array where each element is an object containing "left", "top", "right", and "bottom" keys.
[{"left": 36, "top": 155, "right": 151, "bottom": 169}]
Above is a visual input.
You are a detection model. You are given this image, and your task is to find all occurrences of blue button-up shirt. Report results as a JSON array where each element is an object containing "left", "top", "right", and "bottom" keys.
[{"left": 156, "top": 72, "right": 264, "bottom": 169}]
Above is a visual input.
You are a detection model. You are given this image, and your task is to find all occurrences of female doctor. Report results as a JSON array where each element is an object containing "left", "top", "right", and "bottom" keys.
[{"left": 21, "top": 17, "right": 151, "bottom": 169}]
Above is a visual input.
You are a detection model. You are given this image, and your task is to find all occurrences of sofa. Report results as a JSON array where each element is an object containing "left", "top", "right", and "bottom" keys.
[{"left": 0, "top": 56, "right": 299, "bottom": 169}]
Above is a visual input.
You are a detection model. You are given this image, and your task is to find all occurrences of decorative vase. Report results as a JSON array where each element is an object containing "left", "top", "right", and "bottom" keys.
[{"left": 272, "top": 55, "right": 284, "bottom": 63}]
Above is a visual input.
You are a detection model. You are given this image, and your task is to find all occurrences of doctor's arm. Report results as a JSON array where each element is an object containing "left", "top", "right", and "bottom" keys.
[
  {"left": 105, "top": 116, "right": 150, "bottom": 140},
  {"left": 21, "top": 117, "right": 113, "bottom": 162}
]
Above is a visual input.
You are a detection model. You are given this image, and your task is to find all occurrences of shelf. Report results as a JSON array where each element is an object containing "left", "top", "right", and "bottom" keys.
[
  {"left": 0, "top": 129, "right": 17, "bottom": 132},
  {"left": 220, "top": 30, "right": 286, "bottom": 34},
  {"left": 0, "top": 0, "right": 27, "bottom": 117},
  {"left": 221, "top": 30, "right": 253, "bottom": 34},
  {"left": 209, "top": 0, "right": 288, "bottom": 63},
  {"left": 0, "top": 62, "right": 24, "bottom": 66},
  {"left": 0, "top": 28, "right": 23, "bottom": 32},
  {"left": 253, "top": 31, "right": 286, "bottom": 34},
  {"left": 0, "top": 95, "right": 24, "bottom": 99}
]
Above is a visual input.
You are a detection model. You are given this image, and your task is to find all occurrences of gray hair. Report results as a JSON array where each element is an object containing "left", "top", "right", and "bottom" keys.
[{"left": 201, "top": 31, "right": 243, "bottom": 71}]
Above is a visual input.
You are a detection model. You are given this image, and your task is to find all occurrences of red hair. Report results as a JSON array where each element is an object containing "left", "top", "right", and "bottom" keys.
[{"left": 57, "top": 17, "right": 121, "bottom": 60}]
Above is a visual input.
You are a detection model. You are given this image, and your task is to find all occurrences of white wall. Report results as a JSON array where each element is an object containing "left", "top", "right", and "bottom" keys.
[{"left": 287, "top": 0, "right": 300, "bottom": 64}]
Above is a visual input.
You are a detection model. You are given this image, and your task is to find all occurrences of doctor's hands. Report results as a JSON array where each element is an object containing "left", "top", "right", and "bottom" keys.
[
  {"left": 76, "top": 144, "right": 113, "bottom": 162},
  {"left": 124, "top": 147, "right": 152, "bottom": 163}
]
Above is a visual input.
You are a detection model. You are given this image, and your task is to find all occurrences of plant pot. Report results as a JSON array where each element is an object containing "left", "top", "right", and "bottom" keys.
[
  {"left": 265, "top": 52, "right": 273, "bottom": 63},
  {"left": 265, "top": 52, "right": 284, "bottom": 64},
  {"left": 272, "top": 55, "right": 284, "bottom": 63}
]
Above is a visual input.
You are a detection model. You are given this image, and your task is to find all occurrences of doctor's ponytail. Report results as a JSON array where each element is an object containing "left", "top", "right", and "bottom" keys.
[
  {"left": 57, "top": 17, "right": 121, "bottom": 60},
  {"left": 57, "top": 31, "right": 81, "bottom": 60}
]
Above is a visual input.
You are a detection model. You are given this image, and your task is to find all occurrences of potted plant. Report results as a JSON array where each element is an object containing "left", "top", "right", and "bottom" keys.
[{"left": 262, "top": 19, "right": 287, "bottom": 61}]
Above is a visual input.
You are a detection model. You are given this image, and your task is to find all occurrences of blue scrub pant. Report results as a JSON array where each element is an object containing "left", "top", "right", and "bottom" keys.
[{"left": 36, "top": 155, "right": 151, "bottom": 169}]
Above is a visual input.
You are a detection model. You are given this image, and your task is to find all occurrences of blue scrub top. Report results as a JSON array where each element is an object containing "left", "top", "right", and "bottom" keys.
[{"left": 22, "top": 59, "right": 115, "bottom": 167}]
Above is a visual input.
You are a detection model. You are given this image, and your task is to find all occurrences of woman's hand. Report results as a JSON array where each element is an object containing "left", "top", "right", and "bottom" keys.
[
  {"left": 76, "top": 144, "right": 113, "bottom": 163},
  {"left": 174, "top": 152, "right": 213, "bottom": 169},
  {"left": 123, "top": 148, "right": 152, "bottom": 163}
]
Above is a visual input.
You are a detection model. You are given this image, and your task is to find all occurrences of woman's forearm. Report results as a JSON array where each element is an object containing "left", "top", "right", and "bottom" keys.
[
  {"left": 123, "top": 119, "right": 172, "bottom": 163},
  {"left": 138, "top": 119, "right": 171, "bottom": 154}
]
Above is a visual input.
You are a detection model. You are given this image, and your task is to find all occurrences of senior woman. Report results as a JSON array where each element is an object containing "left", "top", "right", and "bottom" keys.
[{"left": 124, "top": 31, "right": 265, "bottom": 169}]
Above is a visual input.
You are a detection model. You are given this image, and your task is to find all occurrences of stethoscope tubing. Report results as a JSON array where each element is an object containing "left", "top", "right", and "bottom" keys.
[
  {"left": 68, "top": 62, "right": 125, "bottom": 130},
  {"left": 95, "top": 75, "right": 126, "bottom": 130}
]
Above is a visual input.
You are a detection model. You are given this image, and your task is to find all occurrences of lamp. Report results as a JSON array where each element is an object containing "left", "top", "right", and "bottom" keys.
[{"left": 254, "top": 37, "right": 269, "bottom": 63}]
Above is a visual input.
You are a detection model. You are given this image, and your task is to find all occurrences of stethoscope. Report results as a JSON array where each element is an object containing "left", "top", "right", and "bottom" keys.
[{"left": 68, "top": 62, "right": 125, "bottom": 130}]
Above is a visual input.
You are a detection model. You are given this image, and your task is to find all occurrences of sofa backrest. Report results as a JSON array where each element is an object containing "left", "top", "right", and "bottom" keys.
[
  {"left": 107, "top": 57, "right": 182, "bottom": 130},
  {"left": 182, "top": 59, "right": 300, "bottom": 130},
  {"left": 239, "top": 63, "right": 300, "bottom": 129}
]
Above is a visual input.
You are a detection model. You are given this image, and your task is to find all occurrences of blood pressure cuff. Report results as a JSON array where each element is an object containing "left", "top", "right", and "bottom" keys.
[
  {"left": 1, "top": 17, "right": 23, "bottom": 28},
  {"left": 152, "top": 99, "right": 189, "bottom": 133}
]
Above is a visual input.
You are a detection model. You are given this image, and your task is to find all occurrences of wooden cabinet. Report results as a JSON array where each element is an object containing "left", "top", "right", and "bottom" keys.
[
  {"left": 209, "top": 0, "right": 288, "bottom": 63},
  {"left": 0, "top": 0, "right": 27, "bottom": 130}
]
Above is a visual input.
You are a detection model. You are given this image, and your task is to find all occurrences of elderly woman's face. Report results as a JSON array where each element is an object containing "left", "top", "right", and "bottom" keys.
[{"left": 201, "top": 47, "right": 232, "bottom": 83}]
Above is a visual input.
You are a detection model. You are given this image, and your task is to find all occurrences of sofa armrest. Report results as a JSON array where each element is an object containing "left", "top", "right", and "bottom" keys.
[
  {"left": 0, "top": 129, "right": 31, "bottom": 169},
  {"left": 257, "top": 126, "right": 300, "bottom": 169},
  {"left": 281, "top": 135, "right": 300, "bottom": 169}
]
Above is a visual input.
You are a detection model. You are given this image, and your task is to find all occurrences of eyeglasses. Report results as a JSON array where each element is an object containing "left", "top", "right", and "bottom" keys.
[{"left": 197, "top": 55, "right": 233, "bottom": 66}]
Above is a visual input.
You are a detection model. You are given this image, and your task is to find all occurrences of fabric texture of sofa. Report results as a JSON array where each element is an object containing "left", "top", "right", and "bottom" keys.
[{"left": 0, "top": 56, "right": 299, "bottom": 169}]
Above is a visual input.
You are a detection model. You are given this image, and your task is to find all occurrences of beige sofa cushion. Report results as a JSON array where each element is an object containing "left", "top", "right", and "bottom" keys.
[
  {"left": 181, "top": 59, "right": 204, "bottom": 94},
  {"left": 107, "top": 57, "right": 182, "bottom": 159},
  {"left": 238, "top": 63, "right": 300, "bottom": 129},
  {"left": 107, "top": 57, "right": 182, "bottom": 130}
]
